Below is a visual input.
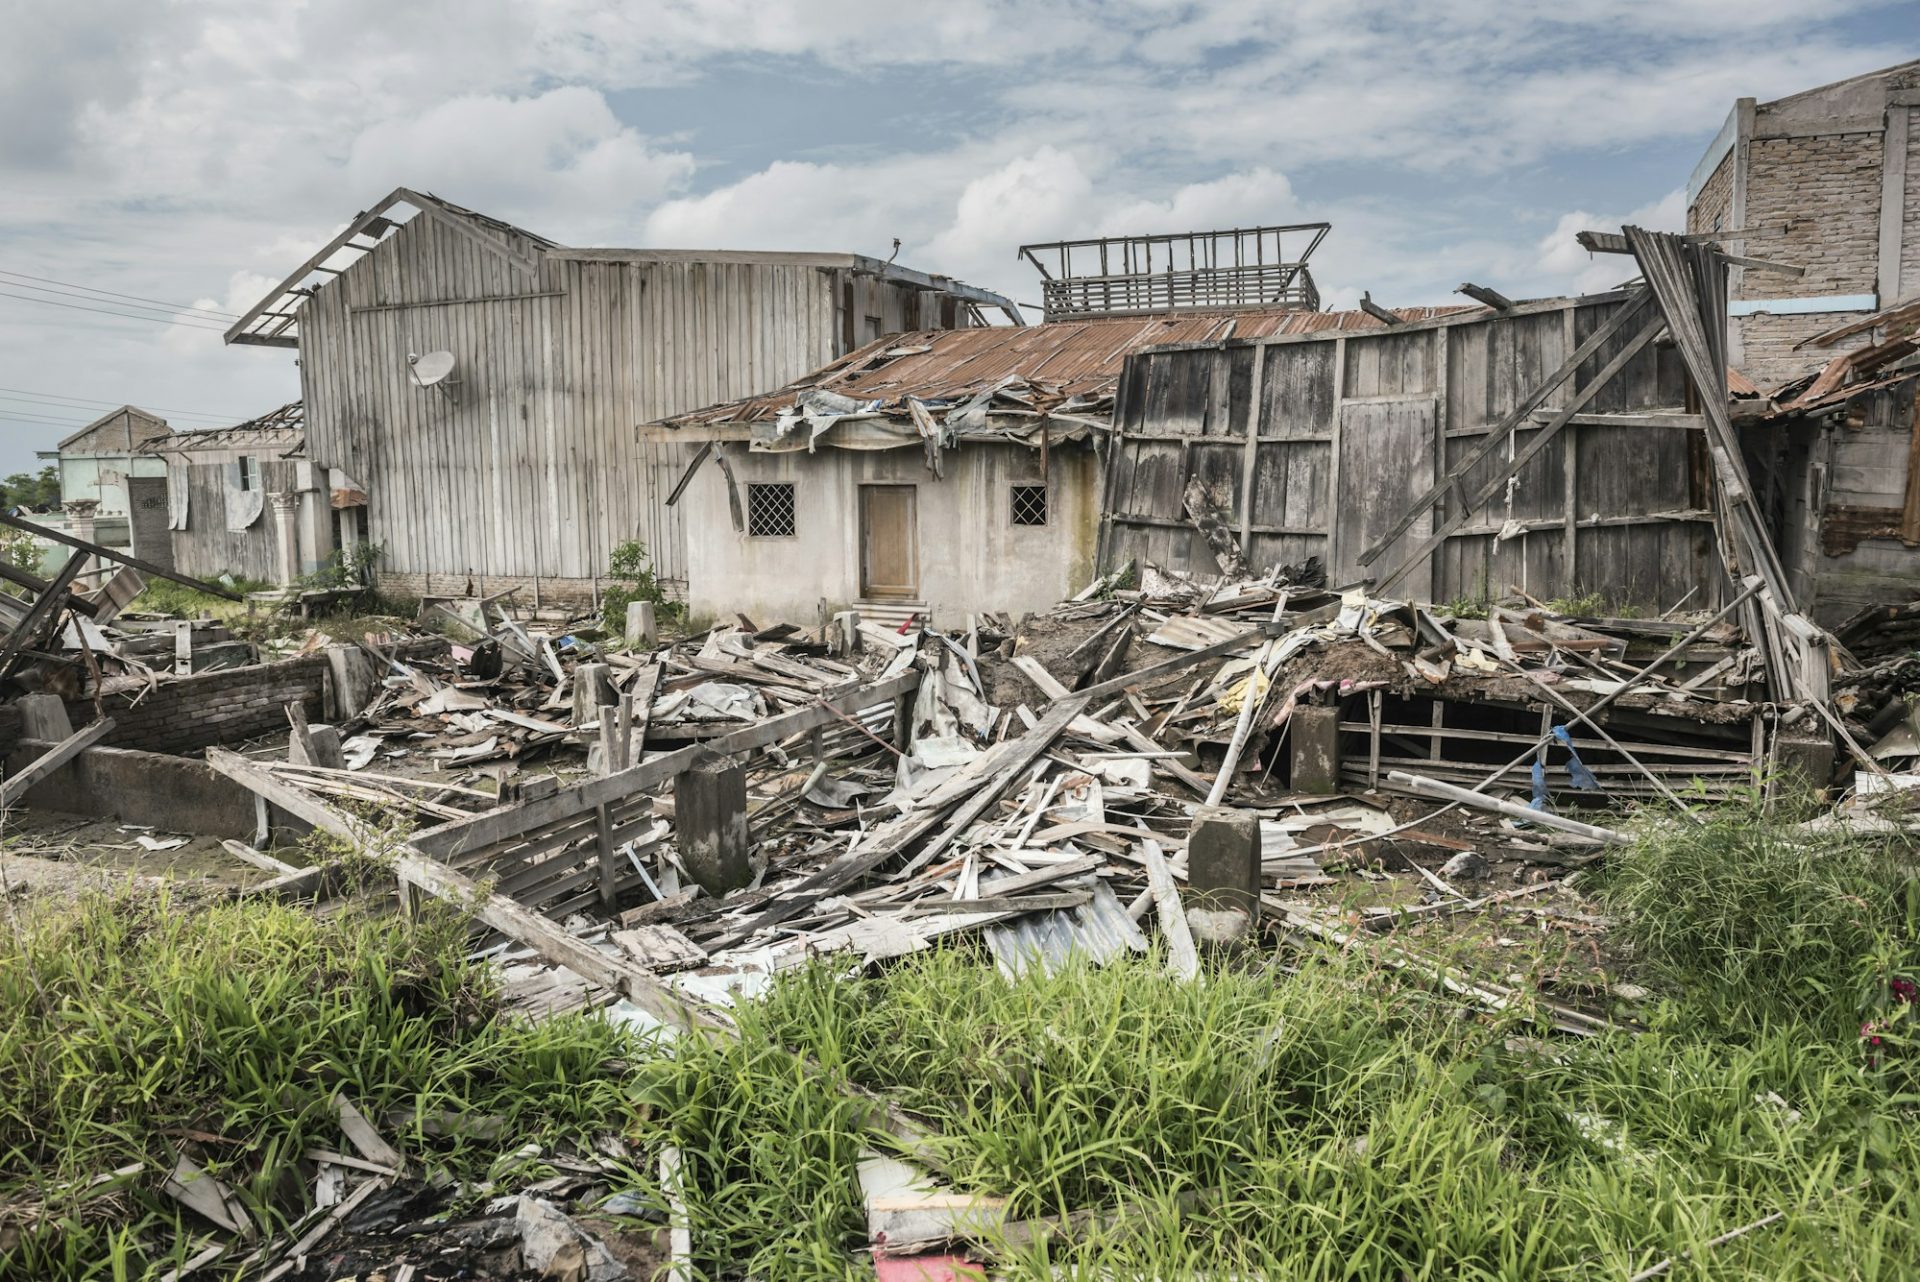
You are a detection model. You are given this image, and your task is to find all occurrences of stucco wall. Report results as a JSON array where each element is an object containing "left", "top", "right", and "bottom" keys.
[{"left": 681, "top": 442, "right": 1099, "bottom": 626}]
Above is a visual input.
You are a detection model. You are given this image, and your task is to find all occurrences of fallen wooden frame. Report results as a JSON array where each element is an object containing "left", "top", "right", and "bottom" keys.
[{"left": 0, "top": 717, "right": 117, "bottom": 808}]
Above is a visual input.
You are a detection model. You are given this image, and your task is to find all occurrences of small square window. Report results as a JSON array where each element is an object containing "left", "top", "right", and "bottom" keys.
[
  {"left": 1010, "top": 484, "right": 1048, "bottom": 527},
  {"left": 235, "top": 455, "right": 261, "bottom": 492},
  {"left": 747, "top": 482, "right": 796, "bottom": 537}
]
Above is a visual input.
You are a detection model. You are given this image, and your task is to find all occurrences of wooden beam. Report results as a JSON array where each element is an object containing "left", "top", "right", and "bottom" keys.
[
  {"left": 1359, "top": 292, "right": 1403, "bottom": 325},
  {"left": 0, "top": 511, "right": 242, "bottom": 601},
  {"left": 0, "top": 554, "right": 86, "bottom": 679},
  {"left": 0, "top": 717, "right": 115, "bottom": 807},
  {"left": 1456, "top": 283, "right": 1515, "bottom": 311},
  {"left": 410, "top": 670, "right": 921, "bottom": 860}
]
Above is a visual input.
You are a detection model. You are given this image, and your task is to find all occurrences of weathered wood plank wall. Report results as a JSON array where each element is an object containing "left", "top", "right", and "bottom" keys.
[
  {"left": 172, "top": 460, "right": 296, "bottom": 583},
  {"left": 298, "top": 217, "right": 968, "bottom": 597},
  {"left": 1104, "top": 295, "right": 1720, "bottom": 611}
]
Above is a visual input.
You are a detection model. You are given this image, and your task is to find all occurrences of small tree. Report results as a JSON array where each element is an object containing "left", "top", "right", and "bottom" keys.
[{"left": 602, "top": 540, "right": 673, "bottom": 636}]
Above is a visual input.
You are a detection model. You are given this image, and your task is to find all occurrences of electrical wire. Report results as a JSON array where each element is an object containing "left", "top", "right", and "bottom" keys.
[
  {"left": 0, "top": 390, "right": 237, "bottom": 424},
  {"left": 0, "top": 289, "right": 232, "bottom": 330},
  {"left": 0, "top": 268, "right": 241, "bottom": 320}
]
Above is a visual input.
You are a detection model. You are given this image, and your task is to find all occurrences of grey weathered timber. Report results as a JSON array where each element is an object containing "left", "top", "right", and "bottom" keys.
[
  {"left": 1371, "top": 310, "right": 1668, "bottom": 594},
  {"left": 0, "top": 718, "right": 116, "bottom": 808},
  {"left": 677, "top": 756, "right": 751, "bottom": 897},
  {"left": 1103, "top": 287, "right": 1714, "bottom": 613},
  {"left": 410, "top": 670, "right": 919, "bottom": 860},
  {"left": 1386, "top": 770, "right": 1632, "bottom": 845},
  {"left": 1289, "top": 704, "right": 1341, "bottom": 794},
  {"left": 0, "top": 510, "right": 240, "bottom": 601}
]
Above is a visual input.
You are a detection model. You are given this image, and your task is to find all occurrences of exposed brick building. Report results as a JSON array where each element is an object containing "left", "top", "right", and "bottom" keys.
[{"left": 1686, "top": 59, "right": 1920, "bottom": 389}]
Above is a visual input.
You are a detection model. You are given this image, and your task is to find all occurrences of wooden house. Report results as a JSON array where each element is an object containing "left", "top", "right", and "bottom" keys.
[
  {"left": 224, "top": 188, "right": 1019, "bottom": 605},
  {"left": 139, "top": 403, "right": 341, "bottom": 585}
]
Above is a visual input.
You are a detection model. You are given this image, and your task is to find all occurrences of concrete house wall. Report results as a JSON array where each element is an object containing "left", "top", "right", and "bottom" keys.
[{"left": 680, "top": 444, "right": 1100, "bottom": 627}]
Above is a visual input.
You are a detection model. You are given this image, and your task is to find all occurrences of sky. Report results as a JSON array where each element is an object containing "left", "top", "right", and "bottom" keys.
[{"left": 1, "top": 1, "right": 1915, "bottom": 476}]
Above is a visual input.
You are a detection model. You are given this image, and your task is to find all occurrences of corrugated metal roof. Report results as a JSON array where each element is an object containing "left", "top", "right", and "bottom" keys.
[{"left": 662, "top": 306, "right": 1480, "bottom": 427}]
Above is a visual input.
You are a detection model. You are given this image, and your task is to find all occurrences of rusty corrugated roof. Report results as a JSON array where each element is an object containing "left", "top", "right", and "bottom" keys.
[{"left": 661, "top": 306, "right": 1480, "bottom": 427}]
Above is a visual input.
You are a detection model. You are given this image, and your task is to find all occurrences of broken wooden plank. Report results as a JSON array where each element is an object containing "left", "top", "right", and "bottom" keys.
[
  {"left": 1384, "top": 770, "right": 1632, "bottom": 845},
  {"left": 1141, "top": 838, "right": 1199, "bottom": 980},
  {"left": 333, "top": 1094, "right": 405, "bottom": 1173},
  {"left": 0, "top": 716, "right": 115, "bottom": 808}
]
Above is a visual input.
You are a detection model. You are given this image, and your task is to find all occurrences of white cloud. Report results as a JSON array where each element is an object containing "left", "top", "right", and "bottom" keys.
[
  {"left": 0, "top": 0, "right": 1908, "bottom": 472},
  {"left": 344, "top": 89, "right": 695, "bottom": 241},
  {"left": 1533, "top": 189, "right": 1687, "bottom": 295}
]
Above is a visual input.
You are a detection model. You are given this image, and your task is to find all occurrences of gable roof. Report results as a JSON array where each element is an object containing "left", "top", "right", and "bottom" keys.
[
  {"left": 225, "top": 188, "right": 554, "bottom": 348},
  {"left": 226, "top": 187, "right": 1024, "bottom": 348},
  {"left": 56, "top": 405, "right": 171, "bottom": 454}
]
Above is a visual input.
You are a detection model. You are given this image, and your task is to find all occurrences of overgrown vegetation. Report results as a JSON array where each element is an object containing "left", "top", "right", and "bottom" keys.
[
  {"left": 0, "top": 874, "right": 635, "bottom": 1279},
  {"left": 292, "top": 540, "right": 384, "bottom": 593},
  {"left": 6, "top": 804, "right": 1918, "bottom": 1278},
  {"left": 601, "top": 538, "right": 678, "bottom": 637}
]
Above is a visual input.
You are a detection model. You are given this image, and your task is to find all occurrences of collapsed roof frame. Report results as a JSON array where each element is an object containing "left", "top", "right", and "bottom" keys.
[
  {"left": 224, "top": 189, "right": 551, "bottom": 348},
  {"left": 1018, "top": 223, "right": 1331, "bottom": 321}
]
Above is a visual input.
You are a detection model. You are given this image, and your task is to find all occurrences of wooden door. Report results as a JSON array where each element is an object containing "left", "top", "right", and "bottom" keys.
[
  {"left": 860, "top": 485, "right": 919, "bottom": 599},
  {"left": 1335, "top": 397, "right": 1436, "bottom": 601}
]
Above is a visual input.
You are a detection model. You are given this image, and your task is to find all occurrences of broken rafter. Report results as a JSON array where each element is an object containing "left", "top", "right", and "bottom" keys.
[
  {"left": 1358, "top": 291, "right": 1404, "bottom": 326},
  {"left": 0, "top": 510, "right": 242, "bottom": 602},
  {"left": 1456, "top": 282, "right": 1516, "bottom": 311}
]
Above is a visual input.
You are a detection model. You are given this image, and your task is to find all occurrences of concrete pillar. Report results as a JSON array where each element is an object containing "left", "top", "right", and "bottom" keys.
[
  {"left": 677, "top": 755, "right": 750, "bottom": 897},
  {"left": 828, "top": 611, "right": 862, "bottom": 657},
  {"left": 624, "top": 600, "right": 658, "bottom": 650},
  {"left": 62, "top": 500, "right": 98, "bottom": 581},
  {"left": 291, "top": 462, "right": 334, "bottom": 571},
  {"left": 571, "top": 662, "right": 616, "bottom": 727},
  {"left": 325, "top": 645, "right": 377, "bottom": 720},
  {"left": 268, "top": 492, "right": 302, "bottom": 586},
  {"left": 1185, "top": 806, "right": 1260, "bottom": 945},
  {"left": 1770, "top": 731, "right": 1836, "bottom": 803},
  {"left": 290, "top": 725, "right": 346, "bottom": 770},
  {"left": 17, "top": 693, "right": 73, "bottom": 742},
  {"left": 1290, "top": 703, "right": 1341, "bottom": 794}
]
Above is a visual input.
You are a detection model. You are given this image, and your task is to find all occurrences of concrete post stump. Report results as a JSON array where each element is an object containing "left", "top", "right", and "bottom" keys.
[
  {"left": 1186, "top": 806, "right": 1261, "bottom": 946},
  {"left": 677, "top": 755, "right": 750, "bottom": 897}
]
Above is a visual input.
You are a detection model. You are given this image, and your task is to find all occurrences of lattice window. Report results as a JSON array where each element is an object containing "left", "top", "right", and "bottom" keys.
[
  {"left": 747, "top": 483, "right": 796, "bottom": 537},
  {"left": 1010, "top": 484, "right": 1048, "bottom": 527}
]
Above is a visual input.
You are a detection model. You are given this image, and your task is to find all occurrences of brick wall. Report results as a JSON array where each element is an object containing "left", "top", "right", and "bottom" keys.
[
  {"left": 1688, "top": 153, "right": 1734, "bottom": 236},
  {"left": 1904, "top": 107, "right": 1920, "bottom": 300},
  {"left": 1734, "top": 312, "right": 1874, "bottom": 391},
  {"left": 69, "top": 655, "right": 332, "bottom": 755},
  {"left": 376, "top": 570, "right": 686, "bottom": 609},
  {"left": 1744, "top": 131, "right": 1882, "bottom": 296}
]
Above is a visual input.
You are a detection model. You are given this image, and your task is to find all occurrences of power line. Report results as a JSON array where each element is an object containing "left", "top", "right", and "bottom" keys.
[
  {"left": 0, "top": 389, "right": 238, "bottom": 424},
  {"left": 0, "top": 276, "right": 239, "bottom": 324},
  {"left": 0, "top": 289, "right": 232, "bottom": 330},
  {"left": 0, "top": 411, "right": 98, "bottom": 430},
  {"left": 0, "top": 268, "right": 241, "bottom": 321}
]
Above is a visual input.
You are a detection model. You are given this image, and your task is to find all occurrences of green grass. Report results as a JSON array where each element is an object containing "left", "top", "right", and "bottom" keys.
[
  {"left": 0, "top": 879, "right": 636, "bottom": 1279},
  {"left": 7, "top": 804, "right": 1919, "bottom": 1279}
]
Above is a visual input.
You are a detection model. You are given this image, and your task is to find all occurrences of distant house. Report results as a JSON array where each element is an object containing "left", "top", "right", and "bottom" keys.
[
  {"left": 223, "top": 187, "right": 1018, "bottom": 605},
  {"left": 1687, "top": 58, "right": 1920, "bottom": 388},
  {"left": 37, "top": 405, "right": 174, "bottom": 564},
  {"left": 139, "top": 403, "right": 346, "bottom": 585}
]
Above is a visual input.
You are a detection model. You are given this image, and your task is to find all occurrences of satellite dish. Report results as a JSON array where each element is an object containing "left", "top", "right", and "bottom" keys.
[{"left": 409, "top": 350, "right": 457, "bottom": 388}]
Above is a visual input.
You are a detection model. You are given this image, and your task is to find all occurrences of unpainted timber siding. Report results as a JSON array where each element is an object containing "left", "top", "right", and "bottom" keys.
[
  {"left": 172, "top": 459, "right": 297, "bottom": 583},
  {"left": 1776, "top": 380, "right": 1920, "bottom": 625},
  {"left": 1104, "top": 297, "right": 1718, "bottom": 612},
  {"left": 297, "top": 215, "right": 969, "bottom": 597}
]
